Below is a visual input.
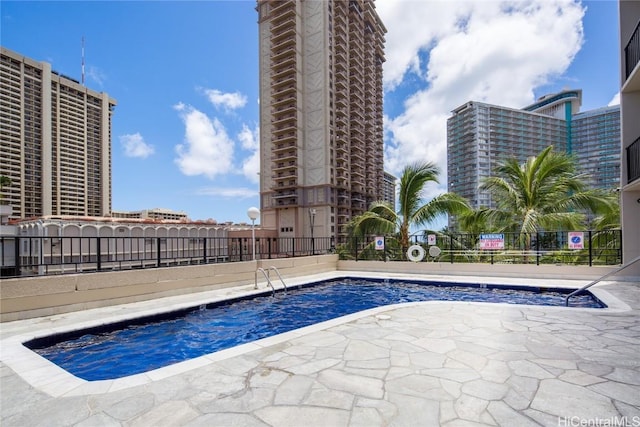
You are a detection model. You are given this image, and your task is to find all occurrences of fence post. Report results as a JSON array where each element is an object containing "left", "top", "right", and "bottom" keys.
[
  {"left": 355, "top": 237, "right": 359, "bottom": 261},
  {"left": 14, "top": 237, "right": 20, "bottom": 276},
  {"left": 449, "top": 234, "right": 454, "bottom": 264},
  {"left": 97, "top": 237, "right": 102, "bottom": 271},
  {"left": 588, "top": 230, "right": 593, "bottom": 266},
  {"left": 292, "top": 237, "right": 295, "bottom": 258},
  {"left": 619, "top": 229, "right": 623, "bottom": 264},
  {"left": 384, "top": 237, "right": 387, "bottom": 262},
  {"left": 156, "top": 238, "right": 161, "bottom": 267},
  {"left": 268, "top": 238, "right": 272, "bottom": 259},
  {"left": 203, "top": 238, "right": 207, "bottom": 264},
  {"left": 536, "top": 232, "right": 540, "bottom": 265}
]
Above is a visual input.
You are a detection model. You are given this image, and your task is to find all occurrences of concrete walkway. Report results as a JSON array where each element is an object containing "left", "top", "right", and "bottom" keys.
[{"left": 1, "top": 272, "right": 639, "bottom": 426}]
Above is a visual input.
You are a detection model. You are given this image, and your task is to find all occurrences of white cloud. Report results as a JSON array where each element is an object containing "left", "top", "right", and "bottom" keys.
[
  {"left": 238, "top": 124, "right": 260, "bottom": 184},
  {"left": 120, "top": 133, "right": 154, "bottom": 158},
  {"left": 379, "top": 0, "right": 585, "bottom": 190},
  {"left": 203, "top": 89, "right": 247, "bottom": 111},
  {"left": 194, "top": 187, "right": 257, "bottom": 199},
  {"left": 608, "top": 92, "right": 620, "bottom": 106},
  {"left": 86, "top": 65, "right": 106, "bottom": 87},
  {"left": 173, "top": 103, "right": 235, "bottom": 178}
]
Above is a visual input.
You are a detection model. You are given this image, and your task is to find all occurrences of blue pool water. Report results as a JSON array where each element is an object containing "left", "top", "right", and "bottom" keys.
[{"left": 27, "top": 277, "right": 603, "bottom": 381}]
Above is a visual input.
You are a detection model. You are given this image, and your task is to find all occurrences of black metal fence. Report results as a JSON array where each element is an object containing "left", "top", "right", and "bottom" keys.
[
  {"left": 0, "top": 236, "right": 336, "bottom": 278},
  {"left": 340, "top": 230, "right": 622, "bottom": 266},
  {"left": 0, "top": 230, "right": 623, "bottom": 278}
]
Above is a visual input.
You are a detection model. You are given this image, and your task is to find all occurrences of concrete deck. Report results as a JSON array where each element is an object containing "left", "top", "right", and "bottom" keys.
[{"left": 1, "top": 271, "right": 639, "bottom": 426}]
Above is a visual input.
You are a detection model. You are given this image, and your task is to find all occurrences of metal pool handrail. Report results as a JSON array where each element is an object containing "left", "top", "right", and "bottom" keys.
[
  {"left": 564, "top": 255, "right": 640, "bottom": 306},
  {"left": 255, "top": 268, "right": 276, "bottom": 296},
  {"left": 269, "top": 266, "right": 288, "bottom": 293}
]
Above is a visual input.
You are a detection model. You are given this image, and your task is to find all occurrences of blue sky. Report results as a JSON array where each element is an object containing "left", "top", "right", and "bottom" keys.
[{"left": 1, "top": 0, "right": 620, "bottom": 225}]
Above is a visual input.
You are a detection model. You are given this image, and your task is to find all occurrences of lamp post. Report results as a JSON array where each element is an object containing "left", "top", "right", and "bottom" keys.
[
  {"left": 247, "top": 207, "right": 260, "bottom": 261},
  {"left": 309, "top": 208, "right": 316, "bottom": 255}
]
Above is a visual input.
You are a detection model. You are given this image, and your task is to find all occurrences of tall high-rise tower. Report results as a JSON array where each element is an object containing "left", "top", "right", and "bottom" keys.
[
  {"left": 257, "top": 0, "right": 386, "bottom": 242},
  {"left": 0, "top": 47, "right": 116, "bottom": 219}
]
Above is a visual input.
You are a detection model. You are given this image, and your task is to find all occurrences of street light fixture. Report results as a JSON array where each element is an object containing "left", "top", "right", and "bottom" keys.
[
  {"left": 247, "top": 207, "right": 260, "bottom": 261},
  {"left": 309, "top": 208, "right": 316, "bottom": 255}
]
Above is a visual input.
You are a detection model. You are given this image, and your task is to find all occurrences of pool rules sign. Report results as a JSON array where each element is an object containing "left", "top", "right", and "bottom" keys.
[
  {"left": 568, "top": 231, "right": 584, "bottom": 249},
  {"left": 374, "top": 237, "right": 385, "bottom": 250}
]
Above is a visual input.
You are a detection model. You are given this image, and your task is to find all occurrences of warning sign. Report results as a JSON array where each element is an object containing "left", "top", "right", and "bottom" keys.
[
  {"left": 479, "top": 233, "right": 505, "bottom": 250},
  {"left": 568, "top": 231, "right": 584, "bottom": 250},
  {"left": 374, "top": 237, "right": 385, "bottom": 250}
]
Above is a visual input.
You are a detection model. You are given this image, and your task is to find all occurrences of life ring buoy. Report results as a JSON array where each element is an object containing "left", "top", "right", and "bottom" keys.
[{"left": 407, "top": 245, "right": 425, "bottom": 262}]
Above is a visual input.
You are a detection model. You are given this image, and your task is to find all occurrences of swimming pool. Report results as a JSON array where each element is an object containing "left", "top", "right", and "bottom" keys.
[{"left": 26, "top": 277, "right": 603, "bottom": 381}]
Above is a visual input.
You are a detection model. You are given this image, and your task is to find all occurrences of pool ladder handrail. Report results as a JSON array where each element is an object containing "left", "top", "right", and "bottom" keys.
[
  {"left": 254, "top": 267, "right": 288, "bottom": 296},
  {"left": 268, "top": 266, "right": 288, "bottom": 293},
  {"left": 255, "top": 268, "right": 276, "bottom": 296},
  {"left": 564, "top": 254, "right": 640, "bottom": 306}
]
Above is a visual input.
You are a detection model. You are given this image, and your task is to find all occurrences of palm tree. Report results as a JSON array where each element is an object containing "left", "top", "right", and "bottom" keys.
[
  {"left": 348, "top": 161, "right": 470, "bottom": 257},
  {"left": 479, "top": 146, "right": 612, "bottom": 247},
  {"left": 590, "top": 191, "right": 620, "bottom": 230}
]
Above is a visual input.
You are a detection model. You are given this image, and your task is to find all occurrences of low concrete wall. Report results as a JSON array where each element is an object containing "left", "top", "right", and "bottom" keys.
[
  {"left": 0, "top": 255, "right": 338, "bottom": 322},
  {"left": 338, "top": 260, "right": 639, "bottom": 281}
]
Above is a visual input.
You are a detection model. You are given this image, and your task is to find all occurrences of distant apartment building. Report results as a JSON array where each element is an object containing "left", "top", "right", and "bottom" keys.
[
  {"left": 382, "top": 171, "right": 397, "bottom": 211},
  {"left": 112, "top": 208, "right": 189, "bottom": 222},
  {"left": 256, "top": 0, "right": 386, "bottom": 241},
  {"left": 0, "top": 47, "right": 116, "bottom": 219},
  {"left": 447, "top": 90, "right": 620, "bottom": 213},
  {"left": 619, "top": 0, "right": 640, "bottom": 270},
  {"left": 572, "top": 106, "right": 621, "bottom": 190}
]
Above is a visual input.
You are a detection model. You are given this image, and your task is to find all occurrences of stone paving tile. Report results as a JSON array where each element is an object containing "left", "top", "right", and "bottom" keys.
[{"left": 1, "top": 280, "right": 640, "bottom": 426}]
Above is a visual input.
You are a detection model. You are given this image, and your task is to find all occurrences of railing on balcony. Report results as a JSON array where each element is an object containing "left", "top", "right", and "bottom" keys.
[
  {"left": 628, "top": 136, "right": 640, "bottom": 184},
  {"left": 625, "top": 20, "right": 640, "bottom": 79}
]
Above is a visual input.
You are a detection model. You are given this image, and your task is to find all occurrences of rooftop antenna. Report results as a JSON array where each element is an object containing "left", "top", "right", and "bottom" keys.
[{"left": 81, "top": 36, "right": 85, "bottom": 85}]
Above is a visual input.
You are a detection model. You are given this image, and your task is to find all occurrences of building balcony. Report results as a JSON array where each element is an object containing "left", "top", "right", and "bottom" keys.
[
  {"left": 272, "top": 161, "right": 297, "bottom": 173},
  {"left": 272, "top": 93, "right": 297, "bottom": 108},
  {"left": 271, "top": 15, "right": 296, "bottom": 34},
  {"left": 272, "top": 150, "right": 297, "bottom": 162},
  {"left": 273, "top": 180, "right": 298, "bottom": 191},
  {"left": 334, "top": 49, "right": 347, "bottom": 63},
  {"left": 271, "top": 54, "right": 296, "bottom": 70},
  {"left": 271, "top": 36, "right": 296, "bottom": 52},
  {"left": 335, "top": 95, "right": 348, "bottom": 108},
  {"left": 272, "top": 103, "right": 297, "bottom": 117},
  {"left": 625, "top": 20, "right": 640, "bottom": 80},
  {"left": 271, "top": 84, "right": 296, "bottom": 99},
  {"left": 271, "top": 45, "right": 297, "bottom": 62},
  {"left": 271, "top": 64, "right": 296, "bottom": 80},
  {"left": 269, "top": 0, "right": 295, "bottom": 17},
  {"left": 272, "top": 129, "right": 296, "bottom": 142},
  {"left": 627, "top": 136, "right": 640, "bottom": 184},
  {"left": 271, "top": 24, "right": 296, "bottom": 42},
  {"left": 271, "top": 113, "right": 297, "bottom": 127},
  {"left": 334, "top": 69, "right": 348, "bottom": 83}
]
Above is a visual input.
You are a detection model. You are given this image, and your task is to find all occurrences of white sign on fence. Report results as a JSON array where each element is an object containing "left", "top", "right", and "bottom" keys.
[
  {"left": 427, "top": 234, "right": 436, "bottom": 245},
  {"left": 479, "top": 233, "right": 505, "bottom": 250},
  {"left": 374, "top": 236, "right": 385, "bottom": 250},
  {"left": 568, "top": 231, "right": 584, "bottom": 250}
]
